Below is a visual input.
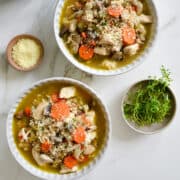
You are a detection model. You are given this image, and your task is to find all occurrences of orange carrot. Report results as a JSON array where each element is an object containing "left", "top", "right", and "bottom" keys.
[
  {"left": 51, "top": 92, "right": 59, "bottom": 103},
  {"left": 73, "top": 126, "right": 86, "bottom": 144},
  {"left": 64, "top": 156, "right": 78, "bottom": 169},
  {"left": 81, "top": 32, "right": 87, "bottom": 39},
  {"left": 122, "top": 27, "right": 136, "bottom": 45},
  {"left": 41, "top": 141, "right": 52, "bottom": 153},
  {"left": 107, "top": 6, "right": 123, "bottom": 18},
  {"left": 50, "top": 100, "right": 70, "bottom": 120},
  {"left": 24, "top": 107, "right": 31, "bottom": 117},
  {"left": 79, "top": 45, "right": 94, "bottom": 60}
]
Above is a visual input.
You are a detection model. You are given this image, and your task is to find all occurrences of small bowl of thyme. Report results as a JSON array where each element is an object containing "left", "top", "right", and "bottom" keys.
[{"left": 122, "top": 66, "right": 176, "bottom": 134}]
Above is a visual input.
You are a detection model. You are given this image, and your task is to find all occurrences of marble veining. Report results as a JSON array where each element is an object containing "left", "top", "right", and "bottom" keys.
[{"left": 0, "top": 0, "right": 180, "bottom": 180}]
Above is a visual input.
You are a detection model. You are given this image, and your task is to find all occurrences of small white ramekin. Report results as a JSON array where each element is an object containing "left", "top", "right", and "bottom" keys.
[
  {"left": 6, "top": 77, "right": 111, "bottom": 179},
  {"left": 54, "top": 0, "right": 158, "bottom": 76}
]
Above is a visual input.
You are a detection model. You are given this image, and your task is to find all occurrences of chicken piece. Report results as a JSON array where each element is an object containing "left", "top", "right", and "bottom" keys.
[
  {"left": 82, "top": 10, "right": 94, "bottom": 22},
  {"left": 112, "top": 51, "right": 123, "bottom": 61},
  {"left": 101, "top": 60, "right": 117, "bottom": 70},
  {"left": 32, "top": 101, "right": 49, "bottom": 120},
  {"left": 18, "top": 128, "right": 30, "bottom": 142},
  {"left": 85, "top": 132, "right": 96, "bottom": 144},
  {"left": 94, "top": 47, "right": 110, "bottom": 56},
  {"left": 99, "top": 26, "right": 122, "bottom": 53},
  {"left": 123, "top": 43, "right": 139, "bottom": 56},
  {"left": 84, "top": 145, "right": 95, "bottom": 155},
  {"left": 69, "top": 19, "right": 77, "bottom": 32},
  {"left": 111, "top": 44, "right": 122, "bottom": 52},
  {"left": 73, "top": 145, "right": 82, "bottom": 160},
  {"left": 121, "top": 9, "right": 139, "bottom": 27},
  {"left": 40, "top": 154, "right": 53, "bottom": 163},
  {"left": 86, "top": 110, "right": 96, "bottom": 123},
  {"left": 32, "top": 148, "right": 52, "bottom": 166},
  {"left": 130, "top": 0, "right": 143, "bottom": 14},
  {"left": 99, "top": 28, "right": 121, "bottom": 46},
  {"left": 60, "top": 166, "right": 78, "bottom": 174},
  {"left": 60, "top": 86, "right": 76, "bottom": 99},
  {"left": 138, "top": 14, "right": 152, "bottom": 23}
]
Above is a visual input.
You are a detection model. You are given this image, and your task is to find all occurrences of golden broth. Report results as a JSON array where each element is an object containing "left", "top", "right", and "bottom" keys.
[
  {"left": 59, "top": 0, "right": 154, "bottom": 70},
  {"left": 13, "top": 81, "right": 107, "bottom": 173}
]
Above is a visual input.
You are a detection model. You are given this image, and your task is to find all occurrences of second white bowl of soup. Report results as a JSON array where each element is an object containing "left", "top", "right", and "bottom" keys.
[
  {"left": 54, "top": 0, "right": 158, "bottom": 75},
  {"left": 7, "top": 77, "right": 110, "bottom": 179}
]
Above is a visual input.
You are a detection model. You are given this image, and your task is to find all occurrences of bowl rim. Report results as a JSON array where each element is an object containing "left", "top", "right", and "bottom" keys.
[
  {"left": 6, "top": 34, "right": 44, "bottom": 72},
  {"left": 6, "top": 77, "right": 111, "bottom": 180},
  {"left": 121, "top": 79, "right": 177, "bottom": 135},
  {"left": 54, "top": 0, "right": 158, "bottom": 76}
]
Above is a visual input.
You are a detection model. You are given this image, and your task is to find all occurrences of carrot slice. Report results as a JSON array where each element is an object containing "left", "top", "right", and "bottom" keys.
[
  {"left": 122, "top": 27, "right": 136, "bottom": 45},
  {"left": 81, "top": 114, "right": 91, "bottom": 127},
  {"left": 24, "top": 107, "right": 31, "bottom": 117},
  {"left": 64, "top": 156, "right": 78, "bottom": 169},
  {"left": 41, "top": 141, "right": 52, "bottom": 153},
  {"left": 50, "top": 100, "right": 70, "bottom": 120},
  {"left": 51, "top": 92, "right": 59, "bottom": 103},
  {"left": 73, "top": 126, "right": 86, "bottom": 144},
  {"left": 79, "top": 45, "right": 94, "bottom": 60},
  {"left": 107, "top": 6, "right": 123, "bottom": 18}
]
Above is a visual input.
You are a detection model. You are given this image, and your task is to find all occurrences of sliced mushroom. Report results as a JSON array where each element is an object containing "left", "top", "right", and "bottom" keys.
[
  {"left": 94, "top": 47, "right": 110, "bottom": 56},
  {"left": 14, "top": 110, "right": 24, "bottom": 119},
  {"left": 123, "top": 43, "right": 139, "bottom": 56},
  {"left": 139, "top": 14, "right": 153, "bottom": 23},
  {"left": 43, "top": 103, "right": 51, "bottom": 116},
  {"left": 32, "top": 101, "right": 49, "bottom": 120},
  {"left": 59, "top": 25, "right": 69, "bottom": 37},
  {"left": 84, "top": 145, "right": 95, "bottom": 155},
  {"left": 60, "top": 86, "right": 76, "bottom": 99}
]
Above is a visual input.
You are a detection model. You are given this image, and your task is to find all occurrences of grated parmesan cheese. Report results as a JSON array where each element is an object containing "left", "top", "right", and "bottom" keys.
[{"left": 12, "top": 38, "right": 41, "bottom": 69}]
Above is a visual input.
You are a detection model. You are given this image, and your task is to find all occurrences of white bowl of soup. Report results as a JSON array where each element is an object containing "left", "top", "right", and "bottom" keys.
[
  {"left": 7, "top": 77, "right": 110, "bottom": 179},
  {"left": 54, "top": 0, "right": 158, "bottom": 76}
]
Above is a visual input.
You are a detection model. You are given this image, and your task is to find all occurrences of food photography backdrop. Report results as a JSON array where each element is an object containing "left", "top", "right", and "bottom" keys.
[{"left": 0, "top": 0, "right": 180, "bottom": 180}]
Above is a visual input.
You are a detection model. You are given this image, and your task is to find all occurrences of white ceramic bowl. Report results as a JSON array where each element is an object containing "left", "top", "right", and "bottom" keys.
[
  {"left": 121, "top": 80, "right": 177, "bottom": 134},
  {"left": 6, "top": 77, "right": 111, "bottom": 180},
  {"left": 54, "top": 0, "right": 158, "bottom": 76}
]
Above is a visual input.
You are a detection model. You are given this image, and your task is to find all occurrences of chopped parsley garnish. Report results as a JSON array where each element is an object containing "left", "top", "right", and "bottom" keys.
[{"left": 123, "top": 66, "right": 173, "bottom": 126}]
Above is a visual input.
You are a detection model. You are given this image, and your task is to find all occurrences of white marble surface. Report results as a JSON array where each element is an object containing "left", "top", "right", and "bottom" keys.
[{"left": 0, "top": 0, "right": 180, "bottom": 179}]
